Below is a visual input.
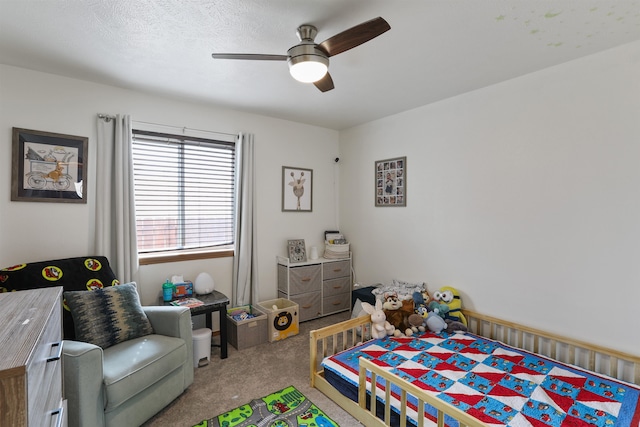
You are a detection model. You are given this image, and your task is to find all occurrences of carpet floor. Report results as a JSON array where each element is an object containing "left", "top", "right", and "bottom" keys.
[{"left": 142, "top": 311, "right": 361, "bottom": 427}]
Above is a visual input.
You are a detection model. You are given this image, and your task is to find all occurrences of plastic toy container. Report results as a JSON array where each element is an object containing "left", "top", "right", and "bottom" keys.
[
  {"left": 227, "top": 305, "right": 267, "bottom": 350},
  {"left": 257, "top": 298, "right": 299, "bottom": 342}
]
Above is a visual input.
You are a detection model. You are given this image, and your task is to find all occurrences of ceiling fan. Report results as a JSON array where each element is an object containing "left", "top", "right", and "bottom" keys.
[{"left": 211, "top": 17, "right": 390, "bottom": 92}]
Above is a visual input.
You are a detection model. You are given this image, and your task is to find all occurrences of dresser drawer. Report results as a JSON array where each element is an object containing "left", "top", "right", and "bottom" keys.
[
  {"left": 28, "top": 300, "right": 63, "bottom": 427},
  {"left": 282, "top": 291, "right": 321, "bottom": 322},
  {"left": 322, "top": 260, "right": 350, "bottom": 280},
  {"left": 0, "top": 287, "right": 63, "bottom": 427},
  {"left": 323, "top": 276, "right": 351, "bottom": 298},
  {"left": 284, "top": 264, "right": 321, "bottom": 295},
  {"left": 43, "top": 364, "right": 64, "bottom": 426},
  {"left": 322, "top": 293, "right": 350, "bottom": 315}
]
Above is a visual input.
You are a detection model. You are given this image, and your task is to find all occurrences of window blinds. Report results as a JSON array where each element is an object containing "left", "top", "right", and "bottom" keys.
[{"left": 131, "top": 130, "right": 236, "bottom": 253}]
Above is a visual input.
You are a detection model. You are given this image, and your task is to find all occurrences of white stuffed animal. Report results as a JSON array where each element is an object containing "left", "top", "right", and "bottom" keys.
[{"left": 361, "top": 300, "right": 395, "bottom": 339}]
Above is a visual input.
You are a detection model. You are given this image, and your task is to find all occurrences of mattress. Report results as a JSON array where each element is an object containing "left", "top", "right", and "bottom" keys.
[{"left": 321, "top": 331, "right": 640, "bottom": 426}]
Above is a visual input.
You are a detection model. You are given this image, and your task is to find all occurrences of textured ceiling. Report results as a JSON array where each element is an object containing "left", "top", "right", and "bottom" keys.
[{"left": 1, "top": 0, "right": 639, "bottom": 130}]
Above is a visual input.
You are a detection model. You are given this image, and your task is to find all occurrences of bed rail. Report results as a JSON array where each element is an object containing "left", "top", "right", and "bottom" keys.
[
  {"left": 359, "top": 357, "right": 489, "bottom": 427},
  {"left": 463, "top": 309, "right": 640, "bottom": 385},
  {"left": 310, "top": 314, "right": 372, "bottom": 387}
]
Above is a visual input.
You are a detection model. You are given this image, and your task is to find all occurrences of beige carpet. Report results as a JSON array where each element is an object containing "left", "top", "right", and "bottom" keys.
[{"left": 142, "top": 311, "right": 362, "bottom": 427}]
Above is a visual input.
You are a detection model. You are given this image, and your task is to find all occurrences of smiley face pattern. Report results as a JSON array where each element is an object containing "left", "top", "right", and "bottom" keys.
[{"left": 0, "top": 256, "right": 119, "bottom": 339}]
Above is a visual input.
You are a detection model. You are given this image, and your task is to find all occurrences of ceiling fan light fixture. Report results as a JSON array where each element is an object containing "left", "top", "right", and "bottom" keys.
[
  {"left": 288, "top": 55, "right": 328, "bottom": 83},
  {"left": 212, "top": 18, "right": 390, "bottom": 92}
]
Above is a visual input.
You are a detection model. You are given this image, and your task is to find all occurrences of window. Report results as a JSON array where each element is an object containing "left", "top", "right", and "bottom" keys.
[{"left": 131, "top": 130, "right": 236, "bottom": 258}]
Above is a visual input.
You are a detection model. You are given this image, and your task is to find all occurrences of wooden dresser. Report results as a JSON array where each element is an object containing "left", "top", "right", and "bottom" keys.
[
  {"left": 277, "top": 255, "right": 352, "bottom": 322},
  {"left": 0, "top": 286, "right": 66, "bottom": 427}
]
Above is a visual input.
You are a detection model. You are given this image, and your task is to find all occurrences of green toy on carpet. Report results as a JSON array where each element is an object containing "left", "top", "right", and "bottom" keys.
[{"left": 193, "top": 385, "right": 339, "bottom": 427}]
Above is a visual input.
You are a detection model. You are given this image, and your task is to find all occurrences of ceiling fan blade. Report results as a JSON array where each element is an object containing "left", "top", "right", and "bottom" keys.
[
  {"left": 211, "top": 53, "right": 288, "bottom": 61},
  {"left": 314, "top": 72, "right": 334, "bottom": 92},
  {"left": 318, "top": 17, "right": 390, "bottom": 57}
]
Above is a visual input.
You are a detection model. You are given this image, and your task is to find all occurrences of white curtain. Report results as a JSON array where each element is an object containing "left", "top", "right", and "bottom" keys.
[
  {"left": 232, "top": 133, "right": 258, "bottom": 306},
  {"left": 95, "top": 114, "right": 139, "bottom": 282}
]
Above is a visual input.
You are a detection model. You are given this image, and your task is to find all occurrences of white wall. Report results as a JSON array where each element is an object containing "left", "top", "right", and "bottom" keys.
[
  {"left": 0, "top": 65, "right": 339, "bottom": 312},
  {"left": 339, "top": 41, "right": 640, "bottom": 355},
  {"left": 3, "top": 40, "right": 639, "bottom": 354}
]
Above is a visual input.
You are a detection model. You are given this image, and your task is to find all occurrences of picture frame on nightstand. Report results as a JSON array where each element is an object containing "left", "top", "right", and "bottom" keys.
[{"left": 287, "top": 239, "right": 307, "bottom": 263}]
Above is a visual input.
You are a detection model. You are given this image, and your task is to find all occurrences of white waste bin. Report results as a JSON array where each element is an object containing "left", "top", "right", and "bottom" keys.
[{"left": 192, "top": 328, "right": 211, "bottom": 367}]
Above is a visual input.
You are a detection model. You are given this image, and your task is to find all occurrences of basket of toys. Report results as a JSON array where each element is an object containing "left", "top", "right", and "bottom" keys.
[{"left": 226, "top": 305, "right": 267, "bottom": 350}]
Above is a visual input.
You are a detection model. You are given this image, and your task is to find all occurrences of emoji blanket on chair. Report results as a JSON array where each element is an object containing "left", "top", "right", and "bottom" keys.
[{"left": 322, "top": 331, "right": 640, "bottom": 426}]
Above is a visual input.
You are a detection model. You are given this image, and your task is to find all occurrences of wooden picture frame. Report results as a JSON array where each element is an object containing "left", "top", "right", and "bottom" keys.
[
  {"left": 11, "top": 127, "right": 88, "bottom": 203},
  {"left": 375, "top": 156, "right": 406, "bottom": 207},
  {"left": 282, "top": 166, "right": 312, "bottom": 212},
  {"left": 287, "top": 239, "right": 307, "bottom": 263}
]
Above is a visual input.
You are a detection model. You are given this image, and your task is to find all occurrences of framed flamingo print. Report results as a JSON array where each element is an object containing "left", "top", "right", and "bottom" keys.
[{"left": 282, "top": 166, "right": 312, "bottom": 212}]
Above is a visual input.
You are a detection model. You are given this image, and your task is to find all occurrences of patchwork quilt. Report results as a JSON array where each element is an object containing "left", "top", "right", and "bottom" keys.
[{"left": 322, "top": 332, "right": 640, "bottom": 427}]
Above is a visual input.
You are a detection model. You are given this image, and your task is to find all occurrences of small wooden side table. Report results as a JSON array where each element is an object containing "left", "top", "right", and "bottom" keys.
[{"left": 164, "top": 290, "right": 230, "bottom": 359}]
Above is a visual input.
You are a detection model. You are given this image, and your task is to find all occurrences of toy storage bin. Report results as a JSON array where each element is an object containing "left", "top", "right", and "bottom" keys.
[
  {"left": 227, "top": 305, "right": 267, "bottom": 350},
  {"left": 192, "top": 328, "right": 211, "bottom": 367},
  {"left": 257, "top": 298, "right": 299, "bottom": 342}
]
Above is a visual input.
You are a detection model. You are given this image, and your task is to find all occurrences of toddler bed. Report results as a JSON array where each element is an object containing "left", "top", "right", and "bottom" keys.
[{"left": 310, "top": 309, "right": 640, "bottom": 427}]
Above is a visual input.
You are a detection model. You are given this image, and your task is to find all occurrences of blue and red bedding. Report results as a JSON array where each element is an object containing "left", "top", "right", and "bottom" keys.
[{"left": 321, "top": 331, "right": 640, "bottom": 426}]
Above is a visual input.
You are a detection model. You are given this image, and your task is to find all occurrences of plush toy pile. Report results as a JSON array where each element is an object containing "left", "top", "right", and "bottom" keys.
[{"left": 364, "top": 283, "right": 469, "bottom": 338}]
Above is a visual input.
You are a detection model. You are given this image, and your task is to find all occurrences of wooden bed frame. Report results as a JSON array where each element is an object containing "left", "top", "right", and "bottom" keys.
[{"left": 310, "top": 309, "right": 640, "bottom": 427}]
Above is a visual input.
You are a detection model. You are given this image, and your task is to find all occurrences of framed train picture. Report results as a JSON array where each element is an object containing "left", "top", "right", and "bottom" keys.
[{"left": 11, "top": 127, "right": 88, "bottom": 203}]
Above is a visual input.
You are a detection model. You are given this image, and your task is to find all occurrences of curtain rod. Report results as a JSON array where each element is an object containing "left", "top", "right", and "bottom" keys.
[
  {"left": 98, "top": 115, "right": 238, "bottom": 139},
  {"left": 97, "top": 113, "right": 116, "bottom": 122},
  {"left": 132, "top": 119, "right": 238, "bottom": 138}
]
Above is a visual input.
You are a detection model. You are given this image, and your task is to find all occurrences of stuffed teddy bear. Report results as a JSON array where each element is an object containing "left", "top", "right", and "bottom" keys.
[
  {"left": 433, "top": 286, "right": 467, "bottom": 326},
  {"left": 405, "top": 313, "right": 426, "bottom": 336},
  {"left": 361, "top": 299, "right": 395, "bottom": 339},
  {"left": 402, "top": 291, "right": 429, "bottom": 336},
  {"left": 382, "top": 291, "right": 413, "bottom": 332}
]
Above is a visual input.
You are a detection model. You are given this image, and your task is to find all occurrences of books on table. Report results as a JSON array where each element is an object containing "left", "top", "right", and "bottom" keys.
[{"left": 170, "top": 297, "right": 204, "bottom": 308}]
